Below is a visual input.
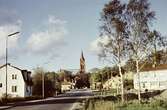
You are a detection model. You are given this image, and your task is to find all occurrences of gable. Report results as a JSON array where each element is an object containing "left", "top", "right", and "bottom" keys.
[{"left": 0, "top": 64, "right": 33, "bottom": 86}]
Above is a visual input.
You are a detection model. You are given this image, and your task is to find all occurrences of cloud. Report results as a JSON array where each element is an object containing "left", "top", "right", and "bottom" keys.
[
  {"left": 48, "top": 15, "right": 67, "bottom": 25},
  {"left": 0, "top": 9, "right": 21, "bottom": 61},
  {"left": 90, "top": 36, "right": 110, "bottom": 54},
  {"left": 0, "top": 9, "right": 20, "bottom": 26},
  {"left": 26, "top": 15, "right": 67, "bottom": 56}
]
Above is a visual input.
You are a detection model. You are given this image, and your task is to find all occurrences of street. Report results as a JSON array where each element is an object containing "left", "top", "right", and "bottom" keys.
[{"left": 2, "top": 89, "right": 93, "bottom": 110}]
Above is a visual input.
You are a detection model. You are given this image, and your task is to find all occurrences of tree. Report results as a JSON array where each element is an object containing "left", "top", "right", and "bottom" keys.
[
  {"left": 127, "top": 0, "right": 155, "bottom": 102},
  {"left": 99, "top": 0, "right": 128, "bottom": 102},
  {"left": 32, "top": 67, "right": 56, "bottom": 97},
  {"left": 45, "top": 71, "right": 61, "bottom": 93},
  {"left": 124, "top": 59, "right": 136, "bottom": 72},
  {"left": 90, "top": 71, "right": 102, "bottom": 87},
  {"left": 58, "top": 69, "right": 73, "bottom": 82},
  {"left": 75, "top": 73, "right": 90, "bottom": 89},
  {"left": 148, "top": 50, "right": 167, "bottom": 65},
  {"left": 101, "top": 67, "right": 112, "bottom": 80},
  {"left": 148, "top": 30, "right": 167, "bottom": 67}
]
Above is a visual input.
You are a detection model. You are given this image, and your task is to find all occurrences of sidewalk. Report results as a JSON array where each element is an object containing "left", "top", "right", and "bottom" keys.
[
  {"left": 0, "top": 105, "right": 12, "bottom": 110},
  {"left": 0, "top": 98, "right": 46, "bottom": 110}
]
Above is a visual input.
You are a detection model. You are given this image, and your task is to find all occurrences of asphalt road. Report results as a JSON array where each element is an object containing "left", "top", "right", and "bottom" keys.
[{"left": 4, "top": 89, "right": 93, "bottom": 110}]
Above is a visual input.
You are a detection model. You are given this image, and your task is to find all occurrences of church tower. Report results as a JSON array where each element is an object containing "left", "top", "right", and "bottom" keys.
[{"left": 80, "top": 51, "right": 86, "bottom": 73}]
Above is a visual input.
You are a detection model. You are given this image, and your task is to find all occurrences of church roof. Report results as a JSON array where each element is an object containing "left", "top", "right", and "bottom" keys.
[{"left": 80, "top": 51, "right": 85, "bottom": 61}]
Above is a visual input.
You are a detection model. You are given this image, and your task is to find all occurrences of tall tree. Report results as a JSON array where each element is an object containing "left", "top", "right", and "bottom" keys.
[
  {"left": 99, "top": 0, "right": 128, "bottom": 102},
  {"left": 148, "top": 30, "right": 167, "bottom": 67},
  {"left": 32, "top": 67, "right": 56, "bottom": 97},
  {"left": 58, "top": 69, "right": 73, "bottom": 82},
  {"left": 127, "top": 0, "right": 155, "bottom": 102}
]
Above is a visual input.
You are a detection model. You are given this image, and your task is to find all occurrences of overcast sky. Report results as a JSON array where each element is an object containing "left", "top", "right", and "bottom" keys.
[{"left": 0, "top": 0, "right": 166, "bottom": 72}]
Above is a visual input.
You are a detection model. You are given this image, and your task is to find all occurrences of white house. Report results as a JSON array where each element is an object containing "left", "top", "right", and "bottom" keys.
[
  {"left": 134, "top": 64, "right": 167, "bottom": 91},
  {"left": 61, "top": 81, "right": 73, "bottom": 92},
  {"left": 0, "top": 63, "right": 33, "bottom": 97}
]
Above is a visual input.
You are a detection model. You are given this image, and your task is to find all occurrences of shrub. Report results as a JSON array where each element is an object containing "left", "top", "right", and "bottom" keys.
[{"left": 141, "top": 90, "right": 162, "bottom": 99}]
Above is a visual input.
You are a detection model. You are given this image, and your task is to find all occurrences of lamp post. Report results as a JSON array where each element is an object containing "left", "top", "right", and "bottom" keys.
[
  {"left": 5, "top": 32, "right": 19, "bottom": 99},
  {"left": 40, "top": 62, "right": 50, "bottom": 99},
  {"left": 41, "top": 66, "right": 46, "bottom": 99}
]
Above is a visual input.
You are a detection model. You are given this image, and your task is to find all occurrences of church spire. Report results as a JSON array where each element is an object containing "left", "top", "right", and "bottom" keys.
[{"left": 80, "top": 51, "right": 86, "bottom": 73}]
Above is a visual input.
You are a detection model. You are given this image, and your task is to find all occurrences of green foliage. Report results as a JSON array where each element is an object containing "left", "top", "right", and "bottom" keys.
[
  {"left": 85, "top": 99, "right": 167, "bottom": 110},
  {"left": 32, "top": 67, "right": 60, "bottom": 97},
  {"left": 57, "top": 69, "right": 73, "bottom": 82},
  {"left": 75, "top": 73, "right": 90, "bottom": 89},
  {"left": 124, "top": 79, "right": 134, "bottom": 90},
  {"left": 90, "top": 66, "right": 120, "bottom": 83},
  {"left": 90, "top": 72, "right": 102, "bottom": 83}
]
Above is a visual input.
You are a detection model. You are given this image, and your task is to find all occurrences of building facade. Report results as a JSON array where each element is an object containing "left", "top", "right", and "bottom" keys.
[
  {"left": 134, "top": 64, "right": 167, "bottom": 91},
  {"left": 0, "top": 64, "right": 33, "bottom": 97}
]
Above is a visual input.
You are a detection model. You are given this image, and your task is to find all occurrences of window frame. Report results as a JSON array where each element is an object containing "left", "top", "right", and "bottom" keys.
[
  {"left": 12, "top": 74, "right": 17, "bottom": 80},
  {"left": 0, "top": 83, "right": 2, "bottom": 88},
  {"left": 12, "top": 86, "right": 17, "bottom": 92}
]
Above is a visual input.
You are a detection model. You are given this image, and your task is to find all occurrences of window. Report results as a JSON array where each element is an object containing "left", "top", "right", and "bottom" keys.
[
  {"left": 12, "top": 74, "right": 14, "bottom": 79},
  {"left": 150, "top": 81, "right": 157, "bottom": 87},
  {"left": 12, "top": 74, "right": 17, "bottom": 80},
  {"left": 159, "top": 81, "right": 167, "bottom": 87},
  {"left": 0, "top": 83, "right": 2, "bottom": 87},
  {"left": 142, "top": 83, "right": 145, "bottom": 88},
  {"left": 12, "top": 86, "right": 17, "bottom": 92}
]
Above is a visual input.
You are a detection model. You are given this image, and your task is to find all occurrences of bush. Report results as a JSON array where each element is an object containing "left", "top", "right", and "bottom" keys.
[
  {"left": 141, "top": 90, "right": 162, "bottom": 99},
  {"left": 103, "top": 95, "right": 118, "bottom": 101}
]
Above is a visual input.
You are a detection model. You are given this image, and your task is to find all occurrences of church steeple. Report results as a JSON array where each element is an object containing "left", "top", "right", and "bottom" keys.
[{"left": 80, "top": 51, "right": 86, "bottom": 73}]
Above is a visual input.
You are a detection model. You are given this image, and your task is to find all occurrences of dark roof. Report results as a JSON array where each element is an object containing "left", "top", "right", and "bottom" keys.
[
  {"left": 0, "top": 63, "right": 33, "bottom": 86},
  {"left": 141, "top": 64, "right": 167, "bottom": 72}
]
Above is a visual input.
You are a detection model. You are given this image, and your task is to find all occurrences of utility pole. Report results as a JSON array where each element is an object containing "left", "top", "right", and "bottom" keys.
[
  {"left": 5, "top": 32, "right": 19, "bottom": 100},
  {"left": 42, "top": 71, "right": 45, "bottom": 99},
  {"left": 41, "top": 62, "right": 49, "bottom": 99},
  {"left": 5, "top": 35, "right": 8, "bottom": 100}
]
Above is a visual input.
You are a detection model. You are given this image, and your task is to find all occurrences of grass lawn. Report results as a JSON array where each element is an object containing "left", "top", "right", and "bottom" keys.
[{"left": 84, "top": 99, "right": 167, "bottom": 110}]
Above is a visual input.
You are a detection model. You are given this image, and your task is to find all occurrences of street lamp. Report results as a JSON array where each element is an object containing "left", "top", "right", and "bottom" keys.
[
  {"left": 39, "top": 61, "right": 50, "bottom": 99},
  {"left": 42, "top": 70, "right": 45, "bottom": 99},
  {"left": 5, "top": 31, "right": 20, "bottom": 99}
]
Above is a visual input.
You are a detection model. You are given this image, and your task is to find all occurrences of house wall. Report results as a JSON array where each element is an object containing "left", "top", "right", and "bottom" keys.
[
  {"left": 0, "top": 65, "right": 25, "bottom": 97},
  {"left": 134, "top": 70, "right": 167, "bottom": 91},
  {"left": 61, "top": 84, "right": 71, "bottom": 91}
]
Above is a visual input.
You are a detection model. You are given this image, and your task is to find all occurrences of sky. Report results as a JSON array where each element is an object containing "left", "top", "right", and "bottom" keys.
[{"left": 0, "top": 0, "right": 166, "bottom": 72}]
